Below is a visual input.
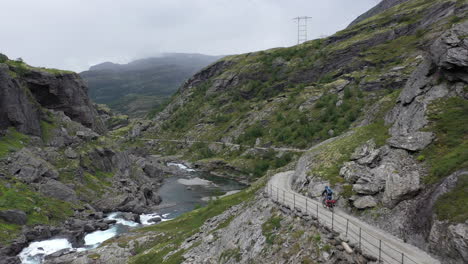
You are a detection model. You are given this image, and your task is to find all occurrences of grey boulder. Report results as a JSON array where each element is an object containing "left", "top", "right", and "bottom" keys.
[
  {"left": 38, "top": 179, "right": 77, "bottom": 203},
  {"left": 353, "top": 196, "right": 378, "bottom": 209},
  {"left": 0, "top": 210, "right": 27, "bottom": 225}
]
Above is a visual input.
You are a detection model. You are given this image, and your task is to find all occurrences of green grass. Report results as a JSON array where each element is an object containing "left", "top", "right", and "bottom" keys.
[
  {"left": 0, "top": 179, "right": 76, "bottom": 244},
  {"left": 0, "top": 127, "right": 29, "bottom": 158},
  {"left": 40, "top": 120, "right": 57, "bottom": 143},
  {"left": 434, "top": 173, "right": 468, "bottom": 223},
  {"left": 129, "top": 179, "right": 264, "bottom": 264},
  {"left": 6, "top": 59, "right": 74, "bottom": 75},
  {"left": 308, "top": 121, "right": 390, "bottom": 185},
  {"left": 219, "top": 247, "right": 242, "bottom": 263},
  {"left": 422, "top": 97, "right": 468, "bottom": 184},
  {"left": 261, "top": 215, "right": 282, "bottom": 245}
]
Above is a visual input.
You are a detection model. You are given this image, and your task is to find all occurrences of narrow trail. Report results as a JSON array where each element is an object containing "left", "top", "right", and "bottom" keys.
[
  {"left": 268, "top": 171, "right": 440, "bottom": 264},
  {"left": 122, "top": 136, "right": 307, "bottom": 153}
]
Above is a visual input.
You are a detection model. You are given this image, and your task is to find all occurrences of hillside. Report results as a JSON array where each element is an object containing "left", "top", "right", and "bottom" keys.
[
  {"left": 120, "top": 0, "right": 465, "bottom": 262},
  {"left": 0, "top": 0, "right": 467, "bottom": 263},
  {"left": 80, "top": 53, "right": 223, "bottom": 117}
]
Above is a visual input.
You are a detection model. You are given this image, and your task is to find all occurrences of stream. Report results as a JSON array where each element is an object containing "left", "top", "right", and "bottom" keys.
[{"left": 18, "top": 163, "right": 247, "bottom": 264}]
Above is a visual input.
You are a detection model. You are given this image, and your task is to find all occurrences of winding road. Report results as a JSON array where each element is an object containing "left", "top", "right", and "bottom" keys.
[
  {"left": 123, "top": 136, "right": 307, "bottom": 153},
  {"left": 268, "top": 171, "right": 440, "bottom": 264}
]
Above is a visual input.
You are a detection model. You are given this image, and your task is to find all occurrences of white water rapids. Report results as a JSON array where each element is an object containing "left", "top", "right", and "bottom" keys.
[{"left": 18, "top": 212, "right": 171, "bottom": 264}]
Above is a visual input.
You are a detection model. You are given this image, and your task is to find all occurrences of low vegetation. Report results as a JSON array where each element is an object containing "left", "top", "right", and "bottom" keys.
[
  {"left": 0, "top": 179, "right": 76, "bottom": 245},
  {"left": 422, "top": 97, "right": 468, "bottom": 184},
  {"left": 128, "top": 179, "right": 264, "bottom": 264},
  {"left": 0, "top": 128, "right": 29, "bottom": 158}
]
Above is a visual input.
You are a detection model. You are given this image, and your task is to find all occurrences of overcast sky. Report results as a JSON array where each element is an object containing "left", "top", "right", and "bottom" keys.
[{"left": 0, "top": 0, "right": 379, "bottom": 72}]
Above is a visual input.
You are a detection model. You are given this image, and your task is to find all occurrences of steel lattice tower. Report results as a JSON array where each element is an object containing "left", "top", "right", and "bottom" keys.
[{"left": 293, "top": 16, "right": 312, "bottom": 44}]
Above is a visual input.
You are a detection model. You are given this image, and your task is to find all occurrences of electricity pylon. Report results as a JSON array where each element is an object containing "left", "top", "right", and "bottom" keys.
[{"left": 293, "top": 16, "right": 312, "bottom": 44}]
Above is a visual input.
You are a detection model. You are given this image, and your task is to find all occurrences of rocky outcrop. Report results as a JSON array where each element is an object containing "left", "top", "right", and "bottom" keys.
[
  {"left": 20, "top": 69, "right": 106, "bottom": 134},
  {"left": 348, "top": 0, "right": 412, "bottom": 27},
  {"left": 0, "top": 58, "right": 106, "bottom": 136},
  {"left": 0, "top": 64, "right": 42, "bottom": 136},
  {"left": 431, "top": 21, "right": 468, "bottom": 82}
]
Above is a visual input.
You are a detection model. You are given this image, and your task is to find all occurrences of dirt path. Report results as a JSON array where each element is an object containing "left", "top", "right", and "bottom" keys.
[
  {"left": 268, "top": 171, "right": 440, "bottom": 264},
  {"left": 124, "top": 137, "right": 307, "bottom": 153}
]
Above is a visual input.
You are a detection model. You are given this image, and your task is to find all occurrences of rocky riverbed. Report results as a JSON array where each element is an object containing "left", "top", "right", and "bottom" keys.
[{"left": 13, "top": 163, "right": 247, "bottom": 264}]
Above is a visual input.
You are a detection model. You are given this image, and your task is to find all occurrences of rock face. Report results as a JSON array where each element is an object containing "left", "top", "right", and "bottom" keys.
[
  {"left": 0, "top": 59, "right": 106, "bottom": 136},
  {"left": 0, "top": 64, "right": 42, "bottom": 136}
]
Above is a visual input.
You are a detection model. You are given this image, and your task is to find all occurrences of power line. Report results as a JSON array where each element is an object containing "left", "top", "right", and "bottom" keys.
[{"left": 293, "top": 16, "right": 312, "bottom": 44}]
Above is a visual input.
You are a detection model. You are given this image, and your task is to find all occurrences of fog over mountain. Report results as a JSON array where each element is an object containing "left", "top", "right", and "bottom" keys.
[
  {"left": 0, "top": 0, "right": 379, "bottom": 72},
  {"left": 80, "top": 53, "right": 223, "bottom": 116}
]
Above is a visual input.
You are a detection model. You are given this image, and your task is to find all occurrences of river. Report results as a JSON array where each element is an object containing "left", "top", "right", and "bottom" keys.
[{"left": 18, "top": 163, "right": 247, "bottom": 264}]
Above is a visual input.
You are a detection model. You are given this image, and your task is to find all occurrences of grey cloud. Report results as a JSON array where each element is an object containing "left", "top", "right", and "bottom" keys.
[{"left": 0, "top": 0, "right": 379, "bottom": 72}]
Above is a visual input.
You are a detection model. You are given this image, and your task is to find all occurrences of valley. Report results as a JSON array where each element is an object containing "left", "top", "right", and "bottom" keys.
[{"left": 0, "top": 0, "right": 467, "bottom": 264}]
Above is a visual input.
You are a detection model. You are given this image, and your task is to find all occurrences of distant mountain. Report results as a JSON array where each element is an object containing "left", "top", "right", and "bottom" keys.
[{"left": 80, "top": 53, "right": 224, "bottom": 117}]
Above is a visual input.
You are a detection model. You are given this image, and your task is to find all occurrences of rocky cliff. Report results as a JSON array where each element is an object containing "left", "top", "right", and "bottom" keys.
[{"left": 0, "top": 57, "right": 105, "bottom": 136}]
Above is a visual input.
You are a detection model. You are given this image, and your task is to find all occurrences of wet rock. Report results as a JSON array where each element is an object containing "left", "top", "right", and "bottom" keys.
[
  {"left": 0, "top": 210, "right": 27, "bottom": 225},
  {"left": 148, "top": 216, "right": 162, "bottom": 223},
  {"left": 120, "top": 212, "right": 141, "bottom": 224},
  {"left": 353, "top": 196, "right": 378, "bottom": 209},
  {"left": 0, "top": 256, "right": 21, "bottom": 264},
  {"left": 23, "top": 225, "right": 52, "bottom": 241}
]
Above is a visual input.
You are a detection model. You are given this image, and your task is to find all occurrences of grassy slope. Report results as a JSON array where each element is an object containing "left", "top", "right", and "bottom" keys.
[
  {"left": 139, "top": 0, "right": 466, "bottom": 225},
  {"left": 129, "top": 178, "right": 265, "bottom": 264}
]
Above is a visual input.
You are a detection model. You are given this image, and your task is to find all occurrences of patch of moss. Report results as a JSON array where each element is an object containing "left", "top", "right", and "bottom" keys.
[
  {"left": 422, "top": 97, "right": 468, "bottom": 184},
  {"left": 261, "top": 215, "right": 282, "bottom": 245},
  {"left": 0, "top": 127, "right": 29, "bottom": 158},
  {"left": 40, "top": 120, "right": 57, "bottom": 143},
  {"left": 434, "top": 173, "right": 468, "bottom": 223},
  {"left": 0, "top": 179, "right": 75, "bottom": 245},
  {"left": 219, "top": 247, "right": 242, "bottom": 263}
]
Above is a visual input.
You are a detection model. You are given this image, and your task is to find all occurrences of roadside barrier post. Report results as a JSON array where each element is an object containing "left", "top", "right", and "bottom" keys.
[
  {"left": 379, "top": 240, "right": 382, "bottom": 262},
  {"left": 332, "top": 212, "right": 334, "bottom": 230},
  {"left": 276, "top": 187, "right": 279, "bottom": 201},
  {"left": 305, "top": 197, "right": 308, "bottom": 213},
  {"left": 283, "top": 190, "right": 285, "bottom": 204},
  {"left": 316, "top": 204, "right": 319, "bottom": 223},
  {"left": 359, "top": 228, "right": 362, "bottom": 250},
  {"left": 346, "top": 219, "right": 349, "bottom": 237},
  {"left": 401, "top": 253, "right": 404, "bottom": 264},
  {"left": 293, "top": 193, "right": 295, "bottom": 209}
]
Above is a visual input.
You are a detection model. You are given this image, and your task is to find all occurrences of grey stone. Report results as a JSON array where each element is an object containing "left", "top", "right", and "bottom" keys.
[
  {"left": 8, "top": 149, "right": 59, "bottom": 183},
  {"left": 0, "top": 210, "right": 27, "bottom": 225},
  {"left": 353, "top": 196, "right": 378, "bottom": 209},
  {"left": 387, "top": 131, "right": 434, "bottom": 151},
  {"left": 339, "top": 162, "right": 372, "bottom": 183},
  {"left": 351, "top": 140, "right": 376, "bottom": 160},
  {"left": 38, "top": 179, "right": 77, "bottom": 203},
  {"left": 64, "top": 148, "right": 78, "bottom": 159}
]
